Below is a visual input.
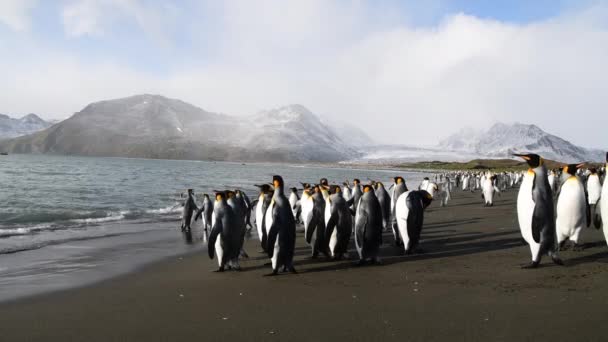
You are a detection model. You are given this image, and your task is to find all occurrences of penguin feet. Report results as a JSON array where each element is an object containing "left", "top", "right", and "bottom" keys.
[
  {"left": 521, "top": 261, "right": 540, "bottom": 269},
  {"left": 371, "top": 258, "right": 382, "bottom": 265},
  {"left": 240, "top": 250, "right": 250, "bottom": 258},
  {"left": 214, "top": 266, "right": 225, "bottom": 273},
  {"left": 551, "top": 256, "right": 564, "bottom": 266},
  {"left": 289, "top": 266, "right": 297, "bottom": 274},
  {"left": 572, "top": 244, "right": 584, "bottom": 252},
  {"left": 264, "top": 269, "right": 279, "bottom": 277}
]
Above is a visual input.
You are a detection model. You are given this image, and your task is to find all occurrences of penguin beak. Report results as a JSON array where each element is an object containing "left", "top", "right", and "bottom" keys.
[
  {"left": 576, "top": 162, "right": 586, "bottom": 169},
  {"left": 512, "top": 153, "right": 530, "bottom": 161}
]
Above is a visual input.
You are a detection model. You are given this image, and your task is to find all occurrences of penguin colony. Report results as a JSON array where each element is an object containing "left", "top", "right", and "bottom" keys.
[{"left": 179, "top": 151, "right": 608, "bottom": 274}]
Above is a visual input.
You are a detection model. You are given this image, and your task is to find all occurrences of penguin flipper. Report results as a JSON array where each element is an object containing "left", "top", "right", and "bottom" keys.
[
  {"left": 594, "top": 202, "right": 602, "bottom": 229},
  {"left": 586, "top": 202, "right": 591, "bottom": 228},
  {"left": 406, "top": 193, "right": 424, "bottom": 248},
  {"left": 345, "top": 197, "right": 354, "bottom": 207},
  {"left": 208, "top": 221, "right": 222, "bottom": 259},
  {"left": 266, "top": 215, "right": 280, "bottom": 258},
  {"left": 305, "top": 214, "right": 317, "bottom": 244},
  {"left": 325, "top": 212, "right": 337, "bottom": 242},
  {"left": 194, "top": 208, "right": 204, "bottom": 221}
]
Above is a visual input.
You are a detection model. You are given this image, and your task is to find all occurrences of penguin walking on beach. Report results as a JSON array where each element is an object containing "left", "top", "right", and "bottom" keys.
[
  {"left": 514, "top": 153, "right": 563, "bottom": 268},
  {"left": 394, "top": 190, "right": 433, "bottom": 254},
  {"left": 548, "top": 169, "right": 558, "bottom": 194},
  {"left": 208, "top": 191, "right": 241, "bottom": 272},
  {"left": 194, "top": 194, "right": 213, "bottom": 233},
  {"left": 325, "top": 185, "right": 353, "bottom": 260},
  {"left": 374, "top": 181, "right": 391, "bottom": 232},
  {"left": 555, "top": 164, "right": 589, "bottom": 250},
  {"left": 390, "top": 176, "right": 408, "bottom": 245},
  {"left": 481, "top": 173, "right": 499, "bottom": 207},
  {"left": 305, "top": 185, "right": 330, "bottom": 258},
  {"left": 233, "top": 190, "right": 250, "bottom": 259},
  {"left": 354, "top": 184, "right": 383, "bottom": 265},
  {"left": 180, "top": 189, "right": 198, "bottom": 232},
  {"left": 253, "top": 184, "right": 273, "bottom": 252},
  {"left": 241, "top": 191, "right": 254, "bottom": 230},
  {"left": 266, "top": 175, "right": 297, "bottom": 275}
]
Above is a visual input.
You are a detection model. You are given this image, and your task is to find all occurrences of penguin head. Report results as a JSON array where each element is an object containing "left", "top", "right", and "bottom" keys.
[
  {"left": 187, "top": 189, "right": 194, "bottom": 195},
  {"left": 300, "top": 182, "right": 311, "bottom": 190},
  {"left": 290, "top": 187, "right": 298, "bottom": 193},
  {"left": 589, "top": 167, "right": 597, "bottom": 174},
  {"left": 362, "top": 184, "right": 374, "bottom": 193},
  {"left": 353, "top": 178, "right": 361, "bottom": 185},
  {"left": 214, "top": 191, "right": 226, "bottom": 202},
  {"left": 255, "top": 184, "right": 273, "bottom": 193},
  {"left": 329, "top": 185, "right": 341, "bottom": 194},
  {"left": 394, "top": 176, "right": 405, "bottom": 184},
  {"left": 225, "top": 190, "right": 235, "bottom": 199},
  {"left": 513, "top": 153, "right": 543, "bottom": 168},
  {"left": 374, "top": 181, "right": 384, "bottom": 189},
  {"left": 562, "top": 163, "right": 584, "bottom": 176},
  {"left": 203, "top": 194, "right": 210, "bottom": 199},
  {"left": 320, "top": 178, "right": 329, "bottom": 187},
  {"left": 272, "top": 175, "right": 284, "bottom": 189},
  {"left": 420, "top": 190, "right": 434, "bottom": 208}
]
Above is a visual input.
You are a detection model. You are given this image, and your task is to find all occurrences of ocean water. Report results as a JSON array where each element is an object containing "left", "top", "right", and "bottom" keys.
[{"left": 0, "top": 154, "right": 427, "bottom": 301}]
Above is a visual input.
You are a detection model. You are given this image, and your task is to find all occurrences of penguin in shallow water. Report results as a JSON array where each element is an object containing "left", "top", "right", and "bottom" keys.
[
  {"left": 266, "top": 175, "right": 297, "bottom": 275},
  {"left": 194, "top": 194, "right": 213, "bottom": 233},
  {"left": 181, "top": 189, "right": 198, "bottom": 232},
  {"left": 208, "top": 191, "right": 241, "bottom": 272},
  {"left": 556, "top": 164, "right": 589, "bottom": 250},
  {"left": 374, "top": 181, "right": 391, "bottom": 231},
  {"left": 325, "top": 185, "right": 352, "bottom": 260},
  {"left": 253, "top": 184, "right": 273, "bottom": 251},
  {"left": 395, "top": 190, "right": 433, "bottom": 254},
  {"left": 354, "top": 184, "right": 383, "bottom": 265},
  {"left": 514, "top": 153, "right": 563, "bottom": 268}
]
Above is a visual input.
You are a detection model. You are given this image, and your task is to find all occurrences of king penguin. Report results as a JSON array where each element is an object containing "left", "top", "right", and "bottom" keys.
[
  {"left": 305, "top": 185, "right": 330, "bottom": 258},
  {"left": 586, "top": 168, "right": 602, "bottom": 229},
  {"left": 354, "top": 184, "right": 383, "bottom": 265},
  {"left": 325, "top": 185, "right": 353, "bottom": 260},
  {"left": 266, "top": 175, "right": 297, "bottom": 275},
  {"left": 394, "top": 190, "right": 433, "bottom": 254},
  {"left": 390, "top": 176, "right": 408, "bottom": 246},
  {"left": 253, "top": 184, "right": 274, "bottom": 252},
  {"left": 514, "top": 153, "right": 563, "bottom": 268},
  {"left": 351, "top": 179, "right": 363, "bottom": 213},
  {"left": 194, "top": 193, "right": 213, "bottom": 233},
  {"left": 180, "top": 189, "right": 198, "bottom": 232},
  {"left": 374, "top": 181, "right": 391, "bottom": 232},
  {"left": 289, "top": 187, "right": 301, "bottom": 223},
  {"left": 601, "top": 153, "right": 608, "bottom": 244},
  {"left": 208, "top": 191, "right": 241, "bottom": 272},
  {"left": 556, "top": 163, "right": 589, "bottom": 250}
]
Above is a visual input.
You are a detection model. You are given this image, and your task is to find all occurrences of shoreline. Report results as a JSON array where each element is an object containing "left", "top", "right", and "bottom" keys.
[{"left": 2, "top": 189, "right": 608, "bottom": 341}]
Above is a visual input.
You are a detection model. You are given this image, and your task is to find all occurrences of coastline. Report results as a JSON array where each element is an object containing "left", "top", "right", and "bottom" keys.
[{"left": 2, "top": 190, "right": 607, "bottom": 341}]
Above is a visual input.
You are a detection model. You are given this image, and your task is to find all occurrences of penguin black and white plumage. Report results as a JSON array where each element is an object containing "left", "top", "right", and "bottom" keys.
[
  {"left": 180, "top": 189, "right": 198, "bottom": 232},
  {"left": 350, "top": 179, "right": 363, "bottom": 212},
  {"left": 288, "top": 187, "right": 301, "bottom": 223},
  {"left": 342, "top": 182, "right": 352, "bottom": 202},
  {"left": 601, "top": 153, "right": 608, "bottom": 244},
  {"left": 305, "top": 185, "right": 330, "bottom": 258},
  {"left": 481, "top": 173, "right": 499, "bottom": 207},
  {"left": 354, "top": 184, "right": 383, "bottom": 264},
  {"left": 194, "top": 194, "right": 213, "bottom": 232},
  {"left": 374, "top": 182, "right": 391, "bottom": 232},
  {"left": 253, "top": 184, "right": 273, "bottom": 251},
  {"left": 394, "top": 190, "right": 433, "bottom": 254},
  {"left": 299, "top": 183, "right": 315, "bottom": 243},
  {"left": 548, "top": 169, "right": 558, "bottom": 194},
  {"left": 555, "top": 163, "right": 589, "bottom": 250},
  {"left": 587, "top": 168, "right": 601, "bottom": 225},
  {"left": 325, "top": 185, "right": 353, "bottom": 260},
  {"left": 241, "top": 191, "right": 253, "bottom": 230},
  {"left": 266, "top": 175, "right": 297, "bottom": 275},
  {"left": 233, "top": 190, "right": 250, "bottom": 259},
  {"left": 390, "top": 176, "right": 408, "bottom": 245},
  {"left": 514, "top": 153, "right": 563, "bottom": 268},
  {"left": 208, "top": 191, "right": 241, "bottom": 272}
]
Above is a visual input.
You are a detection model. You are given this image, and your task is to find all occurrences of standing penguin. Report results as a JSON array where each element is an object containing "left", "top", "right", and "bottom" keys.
[
  {"left": 350, "top": 179, "right": 363, "bottom": 212},
  {"left": 305, "top": 185, "right": 330, "bottom": 258},
  {"left": 394, "top": 190, "right": 433, "bottom": 254},
  {"left": 390, "top": 176, "right": 408, "bottom": 245},
  {"left": 514, "top": 153, "right": 563, "bottom": 268},
  {"left": 354, "top": 184, "right": 383, "bottom": 265},
  {"left": 194, "top": 194, "right": 213, "bottom": 233},
  {"left": 208, "top": 191, "right": 241, "bottom": 272},
  {"left": 342, "top": 182, "right": 352, "bottom": 202},
  {"left": 253, "top": 184, "right": 273, "bottom": 251},
  {"left": 180, "top": 189, "right": 198, "bottom": 232},
  {"left": 548, "top": 169, "right": 558, "bottom": 194},
  {"left": 556, "top": 163, "right": 589, "bottom": 250},
  {"left": 587, "top": 168, "right": 602, "bottom": 229},
  {"left": 374, "top": 181, "right": 391, "bottom": 231},
  {"left": 600, "top": 153, "right": 608, "bottom": 244},
  {"left": 266, "top": 175, "right": 297, "bottom": 275},
  {"left": 481, "top": 173, "right": 498, "bottom": 207},
  {"left": 299, "top": 183, "right": 315, "bottom": 246},
  {"left": 233, "top": 190, "right": 250, "bottom": 259},
  {"left": 241, "top": 191, "right": 254, "bottom": 230},
  {"left": 325, "top": 185, "right": 353, "bottom": 260},
  {"left": 289, "top": 187, "right": 301, "bottom": 223}
]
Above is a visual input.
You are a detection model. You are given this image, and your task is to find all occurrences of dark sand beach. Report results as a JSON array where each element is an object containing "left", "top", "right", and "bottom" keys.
[{"left": 2, "top": 189, "right": 607, "bottom": 341}]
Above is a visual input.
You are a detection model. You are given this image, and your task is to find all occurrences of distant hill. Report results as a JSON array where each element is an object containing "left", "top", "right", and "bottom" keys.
[
  {"left": 0, "top": 113, "right": 53, "bottom": 139},
  {"left": 0, "top": 95, "right": 359, "bottom": 162},
  {"left": 438, "top": 122, "right": 603, "bottom": 163}
]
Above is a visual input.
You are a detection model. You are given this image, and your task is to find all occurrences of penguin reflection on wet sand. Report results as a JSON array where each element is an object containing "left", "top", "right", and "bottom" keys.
[
  {"left": 514, "top": 153, "right": 563, "bottom": 268},
  {"left": 354, "top": 184, "right": 383, "bottom": 265},
  {"left": 208, "top": 191, "right": 241, "bottom": 272},
  {"left": 266, "top": 175, "right": 297, "bottom": 275},
  {"left": 181, "top": 189, "right": 198, "bottom": 232}
]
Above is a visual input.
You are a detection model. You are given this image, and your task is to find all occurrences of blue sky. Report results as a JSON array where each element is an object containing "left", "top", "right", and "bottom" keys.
[{"left": 1, "top": 0, "right": 607, "bottom": 148}]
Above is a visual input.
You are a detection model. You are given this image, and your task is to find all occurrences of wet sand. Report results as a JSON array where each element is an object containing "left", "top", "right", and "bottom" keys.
[{"left": 2, "top": 189, "right": 608, "bottom": 341}]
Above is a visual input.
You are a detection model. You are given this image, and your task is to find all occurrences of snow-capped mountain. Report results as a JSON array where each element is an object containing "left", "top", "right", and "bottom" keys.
[
  {"left": 0, "top": 113, "right": 53, "bottom": 139},
  {"left": 438, "top": 122, "right": 603, "bottom": 163},
  {"left": 320, "top": 116, "right": 375, "bottom": 147},
  {"left": 0, "top": 95, "right": 359, "bottom": 162}
]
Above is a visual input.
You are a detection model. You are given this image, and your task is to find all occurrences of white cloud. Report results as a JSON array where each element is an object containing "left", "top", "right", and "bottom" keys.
[
  {"left": 0, "top": 0, "right": 37, "bottom": 31},
  {"left": 2, "top": 1, "right": 608, "bottom": 149}
]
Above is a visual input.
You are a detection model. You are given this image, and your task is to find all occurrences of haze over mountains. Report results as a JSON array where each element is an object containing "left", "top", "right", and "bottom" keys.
[{"left": 0, "top": 95, "right": 603, "bottom": 163}]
